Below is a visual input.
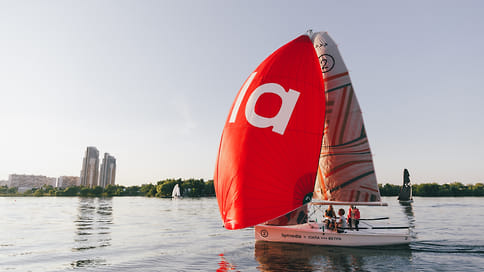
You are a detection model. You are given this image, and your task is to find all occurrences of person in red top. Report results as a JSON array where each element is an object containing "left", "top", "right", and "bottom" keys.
[{"left": 348, "top": 205, "right": 360, "bottom": 230}]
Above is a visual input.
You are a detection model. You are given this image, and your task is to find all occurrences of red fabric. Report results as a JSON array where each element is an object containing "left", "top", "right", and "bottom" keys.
[
  {"left": 214, "top": 35, "right": 325, "bottom": 230},
  {"left": 348, "top": 207, "right": 360, "bottom": 220}
]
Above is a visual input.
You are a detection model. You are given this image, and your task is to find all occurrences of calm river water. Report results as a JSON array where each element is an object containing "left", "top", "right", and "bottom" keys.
[{"left": 1, "top": 196, "right": 483, "bottom": 271}]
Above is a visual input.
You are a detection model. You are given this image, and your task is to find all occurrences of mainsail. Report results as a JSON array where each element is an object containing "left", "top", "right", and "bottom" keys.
[
  {"left": 214, "top": 35, "right": 326, "bottom": 230},
  {"left": 310, "top": 32, "right": 381, "bottom": 202}
]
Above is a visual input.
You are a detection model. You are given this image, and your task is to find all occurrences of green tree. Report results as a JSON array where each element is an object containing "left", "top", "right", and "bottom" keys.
[
  {"left": 116, "top": 186, "right": 127, "bottom": 196},
  {"left": 79, "top": 187, "right": 90, "bottom": 197},
  {"left": 63, "top": 186, "right": 80, "bottom": 196},
  {"left": 23, "top": 188, "right": 34, "bottom": 196},
  {"left": 43, "top": 185, "right": 54, "bottom": 192},
  {"left": 182, "top": 179, "right": 205, "bottom": 197},
  {"left": 125, "top": 185, "right": 141, "bottom": 196},
  {"left": 91, "top": 186, "right": 103, "bottom": 196},
  {"left": 471, "top": 183, "right": 484, "bottom": 196},
  {"left": 33, "top": 188, "right": 44, "bottom": 197},
  {"left": 378, "top": 184, "right": 400, "bottom": 196},
  {"left": 156, "top": 180, "right": 179, "bottom": 197},
  {"left": 104, "top": 184, "right": 117, "bottom": 197},
  {"left": 204, "top": 180, "right": 215, "bottom": 196},
  {"left": 141, "top": 183, "right": 156, "bottom": 197}
]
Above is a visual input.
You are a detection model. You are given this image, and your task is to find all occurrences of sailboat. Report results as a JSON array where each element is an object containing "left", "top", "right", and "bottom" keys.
[
  {"left": 398, "top": 169, "right": 413, "bottom": 203},
  {"left": 172, "top": 184, "right": 181, "bottom": 199},
  {"left": 214, "top": 31, "right": 410, "bottom": 246}
]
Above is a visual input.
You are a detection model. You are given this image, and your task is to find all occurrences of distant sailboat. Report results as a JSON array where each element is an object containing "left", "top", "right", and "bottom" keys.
[
  {"left": 214, "top": 30, "right": 410, "bottom": 246},
  {"left": 398, "top": 169, "right": 413, "bottom": 203},
  {"left": 172, "top": 184, "right": 181, "bottom": 199}
]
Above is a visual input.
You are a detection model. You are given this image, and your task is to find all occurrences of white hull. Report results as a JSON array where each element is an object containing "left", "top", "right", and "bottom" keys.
[{"left": 255, "top": 223, "right": 410, "bottom": 247}]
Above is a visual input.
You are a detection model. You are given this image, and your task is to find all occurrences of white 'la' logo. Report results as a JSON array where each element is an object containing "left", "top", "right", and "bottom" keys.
[{"left": 229, "top": 72, "right": 300, "bottom": 135}]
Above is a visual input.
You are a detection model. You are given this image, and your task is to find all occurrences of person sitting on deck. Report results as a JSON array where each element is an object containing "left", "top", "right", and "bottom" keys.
[
  {"left": 348, "top": 205, "right": 360, "bottom": 231},
  {"left": 336, "top": 208, "right": 347, "bottom": 233},
  {"left": 324, "top": 205, "right": 336, "bottom": 229}
]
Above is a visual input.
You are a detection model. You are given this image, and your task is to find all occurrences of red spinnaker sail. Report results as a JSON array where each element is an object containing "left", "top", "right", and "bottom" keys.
[{"left": 214, "top": 35, "right": 326, "bottom": 230}]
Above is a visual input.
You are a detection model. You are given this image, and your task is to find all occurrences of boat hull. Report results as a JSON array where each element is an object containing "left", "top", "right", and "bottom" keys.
[{"left": 255, "top": 223, "right": 410, "bottom": 247}]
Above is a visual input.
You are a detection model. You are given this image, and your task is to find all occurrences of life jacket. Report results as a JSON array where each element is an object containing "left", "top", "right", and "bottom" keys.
[{"left": 349, "top": 208, "right": 360, "bottom": 220}]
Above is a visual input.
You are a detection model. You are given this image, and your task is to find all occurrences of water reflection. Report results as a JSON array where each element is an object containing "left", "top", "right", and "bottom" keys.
[
  {"left": 217, "top": 253, "right": 237, "bottom": 272},
  {"left": 254, "top": 241, "right": 412, "bottom": 272},
  {"left": 399, "top": 201, "right": 416, "bottom": 239},
  {"left": 255, "top": 241, "right": 314, "bottom": 271},
  {"left": 72, "top": 198, "right": 113, "bottom": 267}
]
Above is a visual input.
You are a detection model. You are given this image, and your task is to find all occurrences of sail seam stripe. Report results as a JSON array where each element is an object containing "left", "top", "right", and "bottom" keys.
[
  {"left": 325, "top": 160, "right": 373, "bottom": 177},
  {"left": 321, "top": 151, "right": 372, "bottom": 157},
  {"left": 326, "top": 83, "right": 351, "bottom": 93},
  {"left": 324, "top": 140, "right": 368, "bottom": 150},
  {"left": 324, "top": 129, "right": 367, "bottom": 148},
  {"left": 322, "top": 146, "right": 371, "bottom": 153},
  {"left": 329, "top": 171, "right": 374, "bottom": 193},
  {"left": 325, "top": 71, "right": 349, "bottom": 81},
  {"left": 317, "top": 166, "right": 328, "bottom": 200},
  {"left": 338, "top": 85, "right": 354, "bottom": 144},
  {"left": 360, "top": 185, "right": 379, "bottom": 193},
  {"left": 332, "top": 86, "right": 347, "bottom": 145}
]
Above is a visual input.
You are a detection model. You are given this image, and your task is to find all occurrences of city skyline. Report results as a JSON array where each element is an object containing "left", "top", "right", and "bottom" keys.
[
  {"left": 1, "top": 1, "right": 483, "bottom": 186},
  {"left": 3, "top": 146, "right": 116, "bottom": 191}
]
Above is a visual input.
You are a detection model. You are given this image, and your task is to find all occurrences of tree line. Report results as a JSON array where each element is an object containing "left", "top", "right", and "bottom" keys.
[
  {"left": 379, "top": 182, "right": 484, "bottom": 197},
  {"left": 1, "top": 180, "right": 484, "bottom": 197},
  {"left": 0, "top": 178, "right": 215, "bottom": 198}
]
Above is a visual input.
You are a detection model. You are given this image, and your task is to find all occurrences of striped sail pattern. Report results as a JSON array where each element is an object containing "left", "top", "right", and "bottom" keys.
[{"left": 310, "top": 32, "right": 381, "bottom": 202}]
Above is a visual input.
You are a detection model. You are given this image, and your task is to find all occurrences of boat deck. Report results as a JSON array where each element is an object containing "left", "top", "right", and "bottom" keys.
[{"left": 255, "top": 222, "right": 411, "bottom": 247}]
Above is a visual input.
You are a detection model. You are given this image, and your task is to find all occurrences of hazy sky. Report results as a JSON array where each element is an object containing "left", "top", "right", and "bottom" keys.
[{"left": 1, "top": 1, "right": 483, "bottom": 186}]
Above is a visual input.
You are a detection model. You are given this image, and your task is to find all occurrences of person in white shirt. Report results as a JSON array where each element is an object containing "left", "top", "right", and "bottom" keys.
[{"left": 336, "top": 208, "right": 346, "bottom": 233}]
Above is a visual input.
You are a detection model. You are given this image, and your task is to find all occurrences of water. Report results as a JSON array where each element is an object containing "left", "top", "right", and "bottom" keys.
[{"left": 1, "top": 197, "right": 483, "bottom": 271}]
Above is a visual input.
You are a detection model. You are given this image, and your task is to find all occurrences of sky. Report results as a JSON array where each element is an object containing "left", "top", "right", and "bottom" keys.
[{"left": 1, "top": 0, "right": 483, "bottom": 186}]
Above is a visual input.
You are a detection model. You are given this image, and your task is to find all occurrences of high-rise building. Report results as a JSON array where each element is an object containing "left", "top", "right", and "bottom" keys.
[
  {"left": 99, "top": 153, "right": 116, "bottom": 188},
  {"left": 80, "top": 146, "right": 100, "bottom": 187}
]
